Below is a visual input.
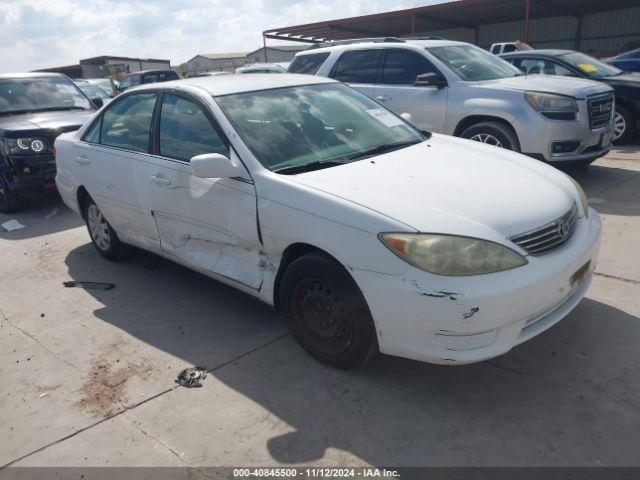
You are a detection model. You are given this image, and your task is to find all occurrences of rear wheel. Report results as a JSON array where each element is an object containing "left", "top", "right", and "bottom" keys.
[
  {"left": 83, "top": 196, "right": 127, "bottom": 261},
  {"left": 279, "top": 252, "right": 378, "bottom": 369},
  {"left": 460, "top": 121, "right": 520, "bottom": 152},
  {"left": 613, "top": 104, "right": 636, "bottom": 145}
]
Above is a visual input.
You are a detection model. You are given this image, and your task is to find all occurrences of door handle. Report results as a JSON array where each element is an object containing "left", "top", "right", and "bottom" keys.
[
  {"left": 375, "top": 95, "right": 390, "bottom": 102},
  {"left": 150, "top": 175, "right": 171, "bottom": 186},
  {"left": 74, "top": 155, "right": 90, "bottom": 165}
]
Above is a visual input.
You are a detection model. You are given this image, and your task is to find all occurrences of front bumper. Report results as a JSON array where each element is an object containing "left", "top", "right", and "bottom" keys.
[
  {"left": 352, "top": 210, "right": 601, "bottom": 365},
  {"left": 515, "top": 102, "right": 613, "bottom": 163},
  {"left": 5, "top": 154, "right": 57, "bottom": 196}
]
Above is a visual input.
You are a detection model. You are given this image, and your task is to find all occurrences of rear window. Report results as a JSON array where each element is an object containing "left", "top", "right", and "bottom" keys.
[{"left": 288, "top": 53, "right": 330, "bottom": 74}]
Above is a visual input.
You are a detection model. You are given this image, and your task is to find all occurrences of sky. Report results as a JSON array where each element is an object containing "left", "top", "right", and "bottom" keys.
[{"left": 0, "top": 0, "right": 451, "bottom": 73}]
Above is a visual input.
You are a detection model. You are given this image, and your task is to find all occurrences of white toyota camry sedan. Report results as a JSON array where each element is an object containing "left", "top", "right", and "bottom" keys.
[{"left": 55, "top": 74, "right": 601, "bottom": 369}]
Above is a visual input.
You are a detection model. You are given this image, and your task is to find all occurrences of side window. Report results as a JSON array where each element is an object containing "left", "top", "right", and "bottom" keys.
[
  {"left": 519, "top": 58, "right": 545, "bottom": 74},
  {"left": 331, "top": 50, "right": 382, "bottom": 84},
  {"left": 503, "top": 44, "right": 518, "bottom": 53},
  {"left": 381, "top": 49, "right": 438, "bottom": 85},
  {"left": 490, "top": 45, "right": 501, "bottom": 54},
  {"left": 142, "top": 73, "right": 157, "bottom": 84},
  {"left": 288, "top": 53, "right": 330, "bottom": 74},
  {"left": 118, "top": 76, "right": 131, "bottom": 89},
  {"left": 100, "top": 93, "right": 157, "bottom": 152},
  {"left": 83, "top": 117, "right": 101, "bottom": 143},
  {"left": 548, "top": 61, "right": 575, "bottom": 76},
  {"left": 159, "top": 94, "right": 228, "bottom": 161}
]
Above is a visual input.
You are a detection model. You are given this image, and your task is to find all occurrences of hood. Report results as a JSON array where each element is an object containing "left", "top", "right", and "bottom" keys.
[
  {"left": 0, "top": 109, "right": 94, "bottom": 133},
  {"left": 477, "top": 74, "right": 612, "bottom": 98},
  {"left": 289, "top": 134, "right": 576, "bottom": 240},
  {"left": 601, "top": 72, "right": 640, "bottom": 87}
]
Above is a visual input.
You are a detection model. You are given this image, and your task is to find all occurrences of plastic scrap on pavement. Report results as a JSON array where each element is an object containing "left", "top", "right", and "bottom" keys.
[{"left": 176, "top": 367, "right": 207, "bottom": 388}]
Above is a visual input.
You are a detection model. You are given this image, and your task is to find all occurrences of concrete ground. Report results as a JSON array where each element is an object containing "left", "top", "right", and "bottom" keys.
[{"left": 1, "top": 146, "right": 640, "bottom": 469}]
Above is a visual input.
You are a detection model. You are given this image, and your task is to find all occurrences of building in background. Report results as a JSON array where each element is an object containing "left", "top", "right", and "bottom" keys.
[
  {"left": 246, "top": 45, "right": 308, "bottom": 63},
  {"left": 35, "top": 56, "right": 170, "bottom": 80},
  {"left": 184, "top": 53, "right": 248, "bottom": 76},
  {"left": 263, "top": 0, "right": 640, "bottom": 57}
]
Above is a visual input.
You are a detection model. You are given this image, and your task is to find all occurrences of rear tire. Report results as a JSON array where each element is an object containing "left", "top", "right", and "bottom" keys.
[
  {"left": 82, "top": 196, "right": 128, "bottom": 261},
  {"left": 279, "top": 252, "right": 378, "bottom": 369},
  {"left": 613, "top": 104, "right": 636, "bottom": 145},
  {"left": 460, "top": 121, "right": 521, "bottom": 152}
]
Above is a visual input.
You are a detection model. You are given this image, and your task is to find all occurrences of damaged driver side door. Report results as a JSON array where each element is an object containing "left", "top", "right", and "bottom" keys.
[{"left": 137, "top": 91, "right": 262, "bottom": 289}]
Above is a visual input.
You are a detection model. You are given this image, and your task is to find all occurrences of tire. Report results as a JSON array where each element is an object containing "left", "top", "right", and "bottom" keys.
[
  {"left": 613, "top": 104, "right": 636, "bottom": 145},
  {"left": 82, "top": 196, "right": 128, "bottom": 261},
  {"left": 279, "top": 251, "right": 378, "bottom": 369},
  {"left": 0, "top": 175, "right": 28, "bottom": 214},
  {"left": 460, "top": 121, "right": 521, "bottom": 152}
]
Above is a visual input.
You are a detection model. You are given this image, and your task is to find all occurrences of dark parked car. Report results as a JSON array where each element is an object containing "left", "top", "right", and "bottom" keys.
[
  {"left": 0, "top": 73, "right": 95, "bottom": 213},
  {"left": 603, "top": 48, "right": 640, "bottom": 74},
  {"left": 502, "top": 50, "right": 640, "bottom": 143},
  {"left": 117, "top": 70, "right": 180, "bottom": 92}
]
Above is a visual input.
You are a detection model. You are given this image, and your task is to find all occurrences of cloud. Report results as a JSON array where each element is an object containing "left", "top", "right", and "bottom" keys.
[{"left": 0, "top": 0, "right": 447, "bottom": 73}]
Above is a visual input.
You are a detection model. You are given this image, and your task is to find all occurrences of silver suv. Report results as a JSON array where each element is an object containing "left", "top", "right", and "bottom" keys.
[{"left": 289, "top": 38, "right": 615, "bottom": 166}]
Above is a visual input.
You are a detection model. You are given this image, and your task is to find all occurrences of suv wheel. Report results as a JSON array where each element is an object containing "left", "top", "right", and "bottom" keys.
[
  {"left": 279, "top": 251, "right": 378, "bottom": 369},
  {"left": 83, "top": 196, "right": 128, "bottom": 261},
  {"left": 460, "top": 121, "right": 520, "bottom": 152},
  {"left": 613, "top": 105, "right": 636, "bottom": 144},
  {"left": 0, "top": 175, "right": 28, "bottom": 214}
]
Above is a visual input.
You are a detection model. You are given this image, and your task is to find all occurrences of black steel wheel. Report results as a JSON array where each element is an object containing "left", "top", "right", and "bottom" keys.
[{"left": 280, "top": 251, "right": 378, "bottom": 369}]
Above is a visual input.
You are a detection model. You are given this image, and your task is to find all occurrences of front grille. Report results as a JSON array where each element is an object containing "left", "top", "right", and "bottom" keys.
[
  {"left": 587, "top": 93, "right": 614, "bottom": 130},
  {"left": 510, "top": 204, "right": 579, "bottom": 256}
]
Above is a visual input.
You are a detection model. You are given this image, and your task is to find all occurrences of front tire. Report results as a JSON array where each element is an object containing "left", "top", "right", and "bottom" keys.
[
  {"left": 0, "top": 175, "right": 28, "bottom": 214},
  {"left": 460, "top": 121, "right": 521, "bottom": 152},
  {"left": 613, "top": 104, "right": 636, "bottom": 145},
  {"left": 82, "top": 196, "right": 127, "bottom": 261},
  {"left": 279, "top": 252, "right": 378, "bottom": 369}
]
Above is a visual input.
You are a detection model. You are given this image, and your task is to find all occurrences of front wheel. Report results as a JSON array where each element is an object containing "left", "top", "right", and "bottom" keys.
[
  {"left": 460, "top": 121, "right": 520, "bottom": 152},
  {"left": 279, "top": 252, "right": 378, "bottom": 369},
  {"left": 83, "top": 196, "right": 127, "bottom": 261},
  {"left": 0, "top": 175, "right": 28, "bottom": 214},
  {"left": 613, "top": 105, "right": 636, "bottom": 144}
]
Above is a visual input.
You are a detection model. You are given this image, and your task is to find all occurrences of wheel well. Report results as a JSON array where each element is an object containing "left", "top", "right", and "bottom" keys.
[
  {"left": 77, "top": 186, "right": 90, "bottom": 220},
  {"left": 453, "top": 115, "right": 517, "bottom": 138},
  {"left": 272, "top": 243, "right": 340, "bottom": 311}
]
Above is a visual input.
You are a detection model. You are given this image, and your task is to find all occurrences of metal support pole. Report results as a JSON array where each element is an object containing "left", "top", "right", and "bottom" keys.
[
  {"left": 263, "top": 35, "right": 268, "bottom": 63},
  {"left": 411, "top": 13, "right": 416, "bottom": 35}
]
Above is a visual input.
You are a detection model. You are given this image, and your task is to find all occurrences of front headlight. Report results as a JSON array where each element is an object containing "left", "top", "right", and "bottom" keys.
[
  {"left": 525, "top": 92, "right": 578, "bottom": 115},
  {"left": 568, "top": 176, "right": 590, "bottom": 219},
  {"left": 379, "top": 233, "right": 528, "bottom": 276},
  {"left": 4, "top": 137, "right": 48, "bottom": 155}
]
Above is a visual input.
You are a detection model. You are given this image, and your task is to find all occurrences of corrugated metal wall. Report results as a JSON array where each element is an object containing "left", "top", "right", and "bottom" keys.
[{"left": 416, "top": 6, "right": 640, "bottom": 54}]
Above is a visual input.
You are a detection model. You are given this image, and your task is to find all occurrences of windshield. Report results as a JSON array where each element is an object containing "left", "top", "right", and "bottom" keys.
[
  {"left": 216, "top": 83, "right": 424, "bottom": 172},
  {"left": 429, "top": 45, "right": 522, "bottom": 81},
  {"left": 0, "top": 77, "right": 92, "bottom": 114},
  {"left": 559, "top": 52, "right": 622, "bottom": 78},
  {"left": 77, "top": 83, "right": 110, "bottom": 99}
]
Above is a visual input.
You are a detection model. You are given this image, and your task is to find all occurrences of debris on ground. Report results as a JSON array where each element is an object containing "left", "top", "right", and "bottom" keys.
[
  {"left": 45, "top": 208, "right": 58, "bottom": 219},
  {"left": 63, "top": 281, "right": 116, "bottom": 291},
  {"left": 176, "top": 367, "right": 207, "bottom": 388},
  {"left": 1, "top": 219, "right": 26, "bottom": 232}
]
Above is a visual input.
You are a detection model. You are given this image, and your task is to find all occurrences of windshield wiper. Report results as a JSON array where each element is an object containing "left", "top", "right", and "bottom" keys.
[
  {"left": 346, "top": 139, "right": 423, "bottom": 161},
  {"left": 273, "top": 159, "right": 349, "bottom": 175}
]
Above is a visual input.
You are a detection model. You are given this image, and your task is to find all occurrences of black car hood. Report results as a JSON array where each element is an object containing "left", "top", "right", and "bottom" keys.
[
  {"left": 601, "top": 72, "right": 640, "bottom": 87},
  {"left": 0, "top": 109, "right": 94, "bottom": 133}
]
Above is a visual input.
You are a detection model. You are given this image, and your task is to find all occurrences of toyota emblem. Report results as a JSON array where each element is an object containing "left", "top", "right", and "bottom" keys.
[{"left": 558, "top": 219, "right": 570, "bottom": 239}]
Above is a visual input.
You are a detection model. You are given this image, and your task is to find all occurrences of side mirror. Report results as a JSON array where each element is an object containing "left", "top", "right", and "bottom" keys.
[
  {"left": 91, "top": 97, "right": 104, "bottom": 108},
  {"left": 415, "top": 72, "right": 447, "bottom": 89},
  {"left": 190, "top": 153, "right": 244, "bottom": 179}
]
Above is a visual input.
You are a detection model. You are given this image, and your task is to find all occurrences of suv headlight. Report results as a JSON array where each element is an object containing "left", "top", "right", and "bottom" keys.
[
  {"left": 567, "top": 176, "right": 590, "bottom": 219},
  {"left": 525, "top": 92, "right": 578, "bottom": 119},
  {"left": 379, "top": 233, "right": 528, "bottom": 276},
  {"left": 4, "top": 137, "right": 48, "bottom": 155}
]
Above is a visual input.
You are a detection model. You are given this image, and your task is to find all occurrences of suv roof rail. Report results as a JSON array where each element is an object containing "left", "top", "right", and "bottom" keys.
[
  {"left": 401, "top": 36, "right": 445, "bottom": 41},
  {"left": 308, "top": 37, "right": 405, "bottom": 50}
]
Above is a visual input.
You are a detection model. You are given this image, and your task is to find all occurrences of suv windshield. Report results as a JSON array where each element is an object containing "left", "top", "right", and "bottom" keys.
[
  {"left": 217, "top": 83, "right": 424, "bottom": 173},
  {"left": 559, "top": 52, "right": 622, "bottom": 78},
  {"left": 77, "top": 83, "right": 110, "bottom": 99},
  {"left": 0, "top": 77, "right": 92, "bottom": 114},
  {"left": 429, "top": 45, "right": 522, "bottom": 81}
]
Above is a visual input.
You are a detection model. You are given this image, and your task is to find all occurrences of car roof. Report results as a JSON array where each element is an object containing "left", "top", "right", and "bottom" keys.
[
  {"left": 502, "top": 49, "right": 573, "bottom": 57},
  {"left": 0, "top": 72, "right": 66, "bottom": 79},
  {"left": 296, "top": 38, "right": 466, "bottom": 55},
  {"left": 124, "top": 69, "right": 175, "bottom": 77},
  {"left": 131, "top": 73, "right": 336, "bottom": 96}
]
